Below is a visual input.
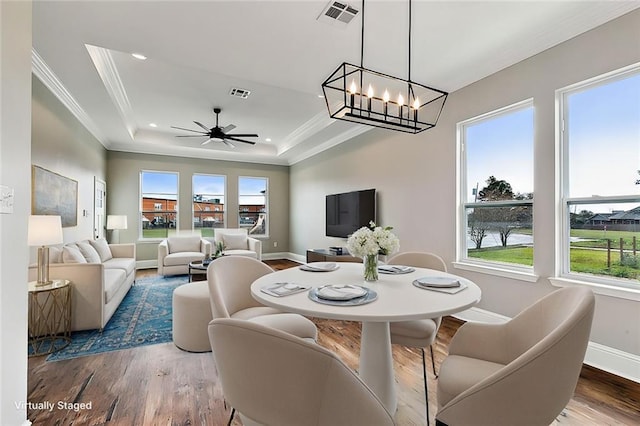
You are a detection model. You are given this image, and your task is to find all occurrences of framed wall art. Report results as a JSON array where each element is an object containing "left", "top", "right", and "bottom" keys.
[{"left": 32, "top": 165, "right": 78, "bottom": 227}]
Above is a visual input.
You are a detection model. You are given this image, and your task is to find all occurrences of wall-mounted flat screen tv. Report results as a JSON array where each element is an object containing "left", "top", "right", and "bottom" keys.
[{"left": 326, "top": 189, "right": 376, "bottom": 238}]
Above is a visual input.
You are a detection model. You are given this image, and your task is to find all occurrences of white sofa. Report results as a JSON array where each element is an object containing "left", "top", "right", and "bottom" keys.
[
  {"left": 27, "top": 238, "right": 136, "bottom": 332},
  {"left": 214, "top": 228, "right": 262, "bottom": 261},
  {"left": 158, "top": 236, "right": 211, "bottom": 276}
]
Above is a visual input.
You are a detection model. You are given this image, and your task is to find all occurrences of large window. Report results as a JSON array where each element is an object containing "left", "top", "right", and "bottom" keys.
[
  {"left": 238, "top": 176, "right": 268, "bottom": 236},
  {"left": 193, "top": 174, "right": 225, "bottom": 237},
  {"left": 559, "top": 67, "right": 640, "bottom": 287},
  {"left": 140, "top": 171, "right": 178, "bottom": 239},
  {"left": 458, "top": 100, "right": 534, "bottom": 271}
]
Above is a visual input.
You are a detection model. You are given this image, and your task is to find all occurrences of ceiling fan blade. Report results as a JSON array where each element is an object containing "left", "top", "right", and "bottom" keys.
[
  {"left": 222, "top": 139, "right": 236, "bottom": 149},
  {"left": 226, "top": 133, "right": 258, "bottom": 138},
  {"left": 201, "top": 138, "right": 215, "bottom": 145},
  {"left": 225, "top": 136, "right": 256, "bottom": 145},
  {"left": 176, "top": 135, "right": 208, "bottom": 138},
  {"left": 221, "top": 124, "right": 236, "bottom": 133},
  {"left": 194, "top": 121, "right": 210, "bottom": 132},
  {"left": 171, "top": 126, "right": 207, "bottom": 134}
]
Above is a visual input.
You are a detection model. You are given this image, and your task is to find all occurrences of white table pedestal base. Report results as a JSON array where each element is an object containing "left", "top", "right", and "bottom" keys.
[{"left": 359, "top": 321, "right": 397, "bottom": 414}]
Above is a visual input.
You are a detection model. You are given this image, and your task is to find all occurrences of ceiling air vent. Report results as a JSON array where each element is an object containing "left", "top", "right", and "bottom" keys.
[
  {"left": 229, "top": 87, "right": 251, "bottom": 99},
  {"left": 317, "top": 1, "right": 359, "bottom": 27}
]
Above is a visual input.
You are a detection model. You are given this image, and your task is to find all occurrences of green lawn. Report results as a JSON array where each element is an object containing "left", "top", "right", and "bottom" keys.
[
  {"left": 468, "top": 244, "right": 639, "bottom": 280},
  {"left": 468, "top": 246, "right": 533, "bottom": 266}
]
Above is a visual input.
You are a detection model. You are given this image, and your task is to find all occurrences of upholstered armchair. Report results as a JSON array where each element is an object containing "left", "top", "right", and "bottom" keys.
[
  {"left": 157, "top": 235, "right": 211, "bottom": 276},
  {"left": 435, "top": 287, "right": 595, "bottom": 426},
  {"left": 213, "top": 228, "right": 262, "bottom": 261}
]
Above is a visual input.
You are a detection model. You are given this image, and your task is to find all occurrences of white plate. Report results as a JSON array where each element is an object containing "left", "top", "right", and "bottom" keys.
[
  {"left": 414, "top": 276, "right": 460, "bottom": 288},
  {"left": 316, "top": 285, "right": 367, "bottom": 300},
  {"left": 299, "top": 262, "right": 340, "bottom": 272}
]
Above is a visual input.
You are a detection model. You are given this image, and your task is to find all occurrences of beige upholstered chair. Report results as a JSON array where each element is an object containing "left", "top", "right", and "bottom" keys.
[
  {"left": 157, "top": 235, "right": 211, "bottom": 276},
  {"left": 209, "top": 318, "right": 395, "bottom": 426},
  {"left": 387, "top": 251, "right": 447, "bottom": 424},
  {"left": 206, "top": 256, "right": 316, "bottom": 340},
  {"left": 213, "top": 228, "right": 262, "bottom": 260},
  {"left": 435, "top": 286, "right": 595, "bottom": 426}
]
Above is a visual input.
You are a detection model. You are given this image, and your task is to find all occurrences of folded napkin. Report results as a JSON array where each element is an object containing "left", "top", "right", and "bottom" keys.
[
  {"left": 378, "top": 265, "right": 414, "bottom": 274},
  {"left": 316, "top": 285, "right": 367, "bottom": 301},
  {"left": 261, "top": 283, "right": 309, "bottom": 297}
]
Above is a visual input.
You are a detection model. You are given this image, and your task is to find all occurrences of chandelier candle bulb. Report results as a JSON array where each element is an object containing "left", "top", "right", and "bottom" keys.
[
  {"left": 367, "top": 85, "right": 374, "bottom": 114},
  {"left": 383, "top": 89, "right": 390, "bottom": 116},
  {"left": 349, "top": 80, "right": 357, "bottom": 112},
  {"left": 413, "top": 97, "right": 420, "bottom": 123},
  {"left": 398, "top": 93, "right": 405, "bottom": 120}
]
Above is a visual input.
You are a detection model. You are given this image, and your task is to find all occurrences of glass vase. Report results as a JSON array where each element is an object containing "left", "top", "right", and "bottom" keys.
[{"left": 363, "top": 254, "right": 379, "bottom": 282}]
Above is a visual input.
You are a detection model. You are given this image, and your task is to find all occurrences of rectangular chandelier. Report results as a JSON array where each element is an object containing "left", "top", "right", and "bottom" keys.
[{"left": 322, "top": 62, "right": 448, "bottom": 134}]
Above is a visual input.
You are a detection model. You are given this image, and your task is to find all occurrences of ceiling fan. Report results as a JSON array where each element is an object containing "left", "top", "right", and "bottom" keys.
[{"left": 171, "top": 107, "right": 258, "bottom": 148}]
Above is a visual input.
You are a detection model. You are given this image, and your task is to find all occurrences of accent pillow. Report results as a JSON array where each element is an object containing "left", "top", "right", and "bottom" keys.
[
  {"left": 49, "top": 246, "right": 63, "bottom": 264},
  {"left": 77, "top": 241, "right": 101, "bottom": 263},
  {"left": 167, "top": 236, "right": 201, "bottom": 253},
  {"left": 62, "top": 246, "right": 87, "bottom": 264},
  {"left": 90, "top": 238, "right": 113, "bottom": 262},
  {"left": 222, "top": 234, "right": 248, "bottom": 250}
]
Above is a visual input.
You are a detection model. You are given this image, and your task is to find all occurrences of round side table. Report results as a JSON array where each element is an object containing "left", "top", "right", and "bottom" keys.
[{"left": 28, "top": 279, "right": 72, "bottom": 356}]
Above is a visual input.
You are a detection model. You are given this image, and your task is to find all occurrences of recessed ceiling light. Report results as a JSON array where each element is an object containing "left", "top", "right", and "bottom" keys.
[
  {"left": 131, "top": 53, "right": 147, "bottom": 60},
  {"left": 265, "top": 138, "right": 272, "bottom": 142},
  {"left": 149, "top": 123, "right": 157, "bottom": 128},
  {"left": 317, "top": 94, "right": 325, "bottom": 98}
]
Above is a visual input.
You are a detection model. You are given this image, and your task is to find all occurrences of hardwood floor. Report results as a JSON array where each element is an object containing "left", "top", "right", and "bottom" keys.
[{"left": 27, "top": 260, "right": 640, "bottom": 425}]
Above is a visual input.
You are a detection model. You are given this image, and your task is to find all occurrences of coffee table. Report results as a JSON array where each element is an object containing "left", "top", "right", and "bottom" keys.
[{"left": 188, "top": 260, "right": 210, "bottom": 282}]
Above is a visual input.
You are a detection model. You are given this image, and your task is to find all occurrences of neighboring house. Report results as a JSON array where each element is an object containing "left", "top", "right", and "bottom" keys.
[{"left": 609, "top": 206, "right": 640, "bottom": 225}]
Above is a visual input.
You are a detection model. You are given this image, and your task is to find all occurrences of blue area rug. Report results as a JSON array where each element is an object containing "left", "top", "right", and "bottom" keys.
[{"left": 46, "top": 275, "right": 189, "bottom": 362}]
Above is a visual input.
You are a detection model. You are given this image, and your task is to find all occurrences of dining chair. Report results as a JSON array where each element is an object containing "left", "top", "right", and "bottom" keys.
[
  {"left": 435, "top": 286, "right": 595, "bottom": 426},
  {"left": 209, "top": 318, "right": 396, "bottom": 426},
  {"left": 206, "top": 256, "right": 317, "bottom": 341},
  {"left": 386, "top": 251, "right": 447, "bottom": 425}
]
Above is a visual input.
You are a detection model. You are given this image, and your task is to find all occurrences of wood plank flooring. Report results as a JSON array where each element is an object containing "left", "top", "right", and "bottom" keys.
[{"left": 27, "top": 260, "right": 640, "bottom": 425}]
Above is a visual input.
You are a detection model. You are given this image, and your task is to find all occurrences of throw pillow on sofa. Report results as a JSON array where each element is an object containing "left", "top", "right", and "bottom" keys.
[
  {"left": 77, "top": 241, "right": 102, "bottom": 263},
  {"left": 62, "top": 246, "right": 87, "bottom": 263},
  {"left": 90, "top": 238, "right": 113, "bottom": 262},
  {"left": 222, "top": 233, "right": 248, "bottom": 250},
  {"left": 167, "top": 236, "right": 201, "bottom": 253}
]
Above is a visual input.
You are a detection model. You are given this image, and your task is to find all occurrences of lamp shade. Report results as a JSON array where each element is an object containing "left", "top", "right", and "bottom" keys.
[
  {"left": 28, "top": 215, "right": 63, "bottom": 246},
  {"left": 106, "top": 215, "right": 128, "bottom": 230}
]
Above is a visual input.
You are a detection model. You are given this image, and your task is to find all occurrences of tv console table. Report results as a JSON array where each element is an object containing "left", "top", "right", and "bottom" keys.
[{"left": 306, "top": 249, "right": 361, "bottom": 264}]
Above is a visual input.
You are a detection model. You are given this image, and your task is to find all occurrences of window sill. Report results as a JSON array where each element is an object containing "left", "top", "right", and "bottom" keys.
[
  {"left": 550, "top": 276, "right": 640, "bottom": 302},
  {"left": 453, "top": 261, "right": 539, "bottom": 283}
]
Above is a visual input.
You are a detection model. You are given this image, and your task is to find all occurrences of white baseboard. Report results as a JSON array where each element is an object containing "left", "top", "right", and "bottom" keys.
[
  {"left": 262, "top": 252, "right": 291, "bottom": 261},
  {"left": 454, "top": 307, "right": 640, "bottom": 384}
]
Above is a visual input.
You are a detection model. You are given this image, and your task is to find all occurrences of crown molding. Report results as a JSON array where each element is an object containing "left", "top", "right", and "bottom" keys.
[
  {"left": 85, "top": 44, "right": 136, "bottom": 140},
  {"left": 287, "top": 124, "right": 370, "bottom": 165},
  {"left": 277, "top": 110, "right": 336, "bottom": 155},
  {"left": 31, "top": 49, "right": 108, "bottom": 146}
]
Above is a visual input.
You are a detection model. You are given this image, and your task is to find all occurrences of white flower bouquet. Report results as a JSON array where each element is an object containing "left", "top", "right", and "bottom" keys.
[{"left": 347, "top": 222, "right": 399, "bottom": 281}]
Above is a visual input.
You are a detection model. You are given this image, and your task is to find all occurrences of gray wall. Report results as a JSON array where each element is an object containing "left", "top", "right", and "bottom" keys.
[
  {"left": 290, "top": 10, "right": 640, "bottom": 358},
  {"left": 31, "top": 76, "right": 108, "bottom": 246},
  {"left": 107, "top": 151, "right": 289, "bottom": 263}
]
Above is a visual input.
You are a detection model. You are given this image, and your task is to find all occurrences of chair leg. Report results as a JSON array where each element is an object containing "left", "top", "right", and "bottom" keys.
[
  {"left": 430, "top": 344, "right": 438, "bottom": 378},
  {"left": 227, "top": 407, "right": 236, "bottom": 426},
  {"left": 422, "top": 348, "right": 430, "bottom": 426}
]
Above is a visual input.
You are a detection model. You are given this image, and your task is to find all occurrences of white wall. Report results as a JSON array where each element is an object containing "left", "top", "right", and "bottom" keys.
[
  {"left": 0, "top": 1, "right": 32, "bottom": 424},
  {"left": 290, "top": 10, "right": 640, "bottom": 366}
]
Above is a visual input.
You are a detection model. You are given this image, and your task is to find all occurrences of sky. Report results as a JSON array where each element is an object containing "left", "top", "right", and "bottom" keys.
[{"left": 465, "top": 71, "right": 639, "bottom": 213}]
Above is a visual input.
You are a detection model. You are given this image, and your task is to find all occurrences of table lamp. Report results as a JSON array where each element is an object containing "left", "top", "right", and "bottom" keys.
[
  {"left": 106, "top": 214, "right": 128, "bottom": 244},
  {"left": 28, "top": 215, "right": 63, "bottom": 286}
]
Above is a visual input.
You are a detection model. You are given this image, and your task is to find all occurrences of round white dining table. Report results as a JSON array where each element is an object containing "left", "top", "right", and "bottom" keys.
[{"left": 251, "top": 262, "right": 481, "bottom": 414}]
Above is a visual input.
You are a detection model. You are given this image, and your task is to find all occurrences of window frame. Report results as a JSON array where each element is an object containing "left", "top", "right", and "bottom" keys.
[
  {"left": 455, "top": 99, "right": 537, "bottom": 281},
  {"left": 555, "top": 63, "right": 640, "bottom": 296},
  {"left": 139, "top": 170, "right": 179, "bottom": 241},
  {"left": 192, "top": 173, "right": 227, "bottom": 236},
  {"left": 238, "top": 176, "right": 269, "bottom": 238}
]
